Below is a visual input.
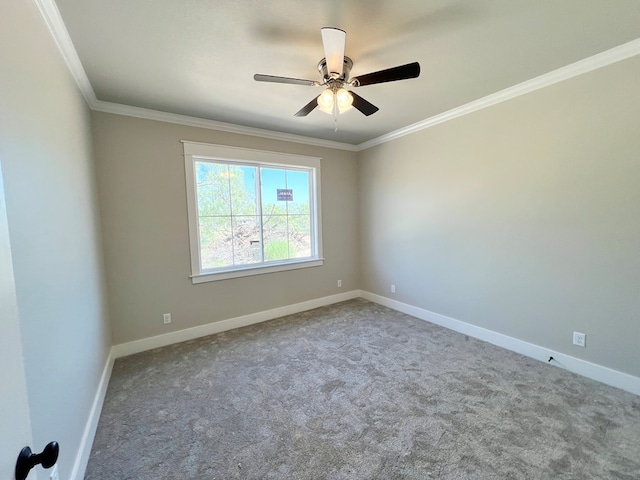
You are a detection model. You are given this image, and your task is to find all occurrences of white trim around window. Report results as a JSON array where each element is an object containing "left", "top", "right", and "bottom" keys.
[{"left": 182, "top": 141, "right": 323, "bottom": 283}]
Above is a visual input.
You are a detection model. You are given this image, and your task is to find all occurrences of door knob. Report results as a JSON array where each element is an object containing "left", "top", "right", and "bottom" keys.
[{"left": 15, "top": 441, "right": 59, "bottom": 480}]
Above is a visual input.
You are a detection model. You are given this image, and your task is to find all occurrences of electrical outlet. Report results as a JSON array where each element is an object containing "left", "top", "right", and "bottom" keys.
[
  {"left": 163, "top": 313, "right": 171, "bottom": 325},
  {"left": 391, "top": 284, "right": 396, "bottom": 293},
  {"left": 573, "top": 331, "right": 586, "bottom": 347},
  {"left": 337, "top": 280, "right": 342, "bottom": 288},
  {"left": 49, "top": 465, "right": 59, "bottom": 480}
]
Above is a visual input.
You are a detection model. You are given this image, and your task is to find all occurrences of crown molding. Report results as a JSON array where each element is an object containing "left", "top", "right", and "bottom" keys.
[
  {"left": 33, "top": 0, "right": 97, "bottom": 106},
  {"left": 32, "top": 0, "right": 357, "bottom": 152},
  {"left": 33, "top": 0, "right": 640, "bottom": 154},
  {"left": 356, "top": 37, "right": 640, "bottom": 151},
  {"left": 91, "top": 100, "right": 359, "bottom": 151}
]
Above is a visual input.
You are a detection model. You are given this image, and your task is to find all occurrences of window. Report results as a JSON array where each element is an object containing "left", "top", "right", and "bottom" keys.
[{"left": 183, "top": 142, "right": 323, "bottom": 283}]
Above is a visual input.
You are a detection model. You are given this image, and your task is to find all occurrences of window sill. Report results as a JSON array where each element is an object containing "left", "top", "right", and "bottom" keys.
[{"left": 191, "top": 258, "right": 324, "bottom": 284}]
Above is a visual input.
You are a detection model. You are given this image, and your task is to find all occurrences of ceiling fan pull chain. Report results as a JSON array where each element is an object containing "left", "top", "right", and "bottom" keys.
[{"left": 334, "top": 100, "right": 339, "bottom": 132}]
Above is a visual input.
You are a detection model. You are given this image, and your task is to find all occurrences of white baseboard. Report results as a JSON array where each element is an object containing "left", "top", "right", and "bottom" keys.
[
  {"left": 360, "top": 290, "right": 640, "bottom": 397},
  {"left": 74, "top": 289, "right": 638, "bottom": 480},
  {"left": 69, "top": 349, "right": 115, "bottom": 480},
  {"left": 112, "top": 290, "right": 360, "bottom": 358},
  {"left": 68, "top": 291, "right": 359, "bottom": 478}
]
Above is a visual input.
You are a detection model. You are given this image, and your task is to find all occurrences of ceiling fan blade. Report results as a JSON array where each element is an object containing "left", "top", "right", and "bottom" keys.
[
  {"left": 254, "top": 74, "right": 318, "bottom": 86},
  {"left": 350, "top": 91, "right": 379, "bottom": 116},
  {"left": 350, "top": 62, "right": 421, "bottom": 87},
  {"left": 321, "top": 27, "right": 346, "bottom": 77},
  {"left": 294, "top": 96, "right": 320, "bottom": 117}
]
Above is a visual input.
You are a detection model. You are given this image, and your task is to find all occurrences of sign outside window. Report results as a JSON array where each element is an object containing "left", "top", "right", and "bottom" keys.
[{"left": 277, "top": 189, "right": 293, "bottom": 201}]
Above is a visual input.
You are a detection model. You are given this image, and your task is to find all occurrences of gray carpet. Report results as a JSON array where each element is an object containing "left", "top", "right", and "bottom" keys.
[{"left": 86, "top": 299, "right": 640, "bottom": 479}]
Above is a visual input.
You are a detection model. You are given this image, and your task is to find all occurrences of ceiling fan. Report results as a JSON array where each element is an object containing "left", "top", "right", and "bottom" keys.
[{"left": 254, "top": 27, "right": 421, "bottom": 119}]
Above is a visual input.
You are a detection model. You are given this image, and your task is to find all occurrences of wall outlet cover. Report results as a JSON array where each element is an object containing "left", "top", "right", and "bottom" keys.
[{"left": 573, "top": 331, "right": 586, "bottom": 347}]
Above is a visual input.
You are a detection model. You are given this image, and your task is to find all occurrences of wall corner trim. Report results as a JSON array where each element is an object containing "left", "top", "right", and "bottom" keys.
[
  {"left": 112, "top": 290, "right": 360, "bottom": 358},
  {"left": 69, "top": 349, "right": 115, "bottom": 480},
  {"left": 359, "top": 290, "right": 640, "bottom": 397}
]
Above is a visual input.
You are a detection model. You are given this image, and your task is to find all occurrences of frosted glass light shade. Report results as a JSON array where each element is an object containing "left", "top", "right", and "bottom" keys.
[
  {"left": 317, "top": 88, "right": 353, "bottom": 115},
  {"left": 317, "top": 89, "right": 334, "bottom": 114},
  {"left": 336, "top": 88, "right": 353, "bottom": 113}
]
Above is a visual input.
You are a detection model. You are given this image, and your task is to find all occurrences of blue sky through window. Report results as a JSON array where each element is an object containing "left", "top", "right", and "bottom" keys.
[{"left": 247, "top": 168, "right": 309, "bottom": 206}]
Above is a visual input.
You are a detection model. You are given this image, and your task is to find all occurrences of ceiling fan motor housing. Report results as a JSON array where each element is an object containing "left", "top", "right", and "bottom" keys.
[{"left": 318, "top": 56, "right": 353, "bottom": 84}]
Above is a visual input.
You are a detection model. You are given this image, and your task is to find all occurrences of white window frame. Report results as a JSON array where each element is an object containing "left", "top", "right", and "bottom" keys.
[{"left": 183, "top": 141, "right": 323, "bottom": 283}]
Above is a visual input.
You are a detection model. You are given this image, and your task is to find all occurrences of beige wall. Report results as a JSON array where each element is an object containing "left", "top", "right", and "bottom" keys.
[
  {"left": 91, "top": 112, "right": 359, "bottom": 344},
  {"left": 359, "top": 56, "right": 640, "bottom": 377},
  {"left": 0, "top": 0, "right": 111, "bottom": 478},
  {"left": 2, "top": 2, "right": 638, "bottom": 475}
]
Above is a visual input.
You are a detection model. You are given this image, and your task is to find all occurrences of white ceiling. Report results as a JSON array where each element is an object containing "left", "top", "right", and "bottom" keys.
[{"left": 53, "top": 0, "right": 640, "bottom": 146}]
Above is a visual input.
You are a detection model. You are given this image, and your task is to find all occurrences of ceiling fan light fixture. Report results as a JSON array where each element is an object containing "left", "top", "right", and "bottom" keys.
[
  {"left": 255, "top": 27, "right": 421, "bottom": 123},
  {"left": 317, "top": 88, "right": 353, "bottom": 115},
  {"left": 317, "top": 88, "right": 335, "bottom": 114},
  {"left": 336, "top": 88, "right": 353, "bottom": 113}
]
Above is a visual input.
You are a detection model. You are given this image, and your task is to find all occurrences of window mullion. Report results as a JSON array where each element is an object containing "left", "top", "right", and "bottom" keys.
[
  {"left": 256, "top": 166, "right": 264, "bottom": 263},
  {"left": 309, "top": 172, "right": 314, "bottom": 257},
  {"left": 285, "top": 170, "right": 290, "bottom": 258},
  {"left": 227, "top": 164, "right": 235, "bottom": 265}
]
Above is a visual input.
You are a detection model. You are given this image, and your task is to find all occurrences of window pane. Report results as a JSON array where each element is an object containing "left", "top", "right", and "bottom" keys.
[
  {"left": 232, "top": 215, "right": 261, "bottom": 265},
  {"left": 229, "top": 165, "right": 257, "bottom": 216},
  {"left": 286, "top": 170, "right": 310, "bottom": 214},
  {"left": 196, "top": 162, "right": 231, "bottom": 217},
  {"left": 261, "top": 168, "right": 287, "bottom": 214},
  {"left": 199, "top": 216, "right": 232, "bottom": 270},
  {"left": 263, "top": 213, "right": 288, "bottom": 261},
  {"left": 288, "top": 214, "right": 311, "bottom": 258}
]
